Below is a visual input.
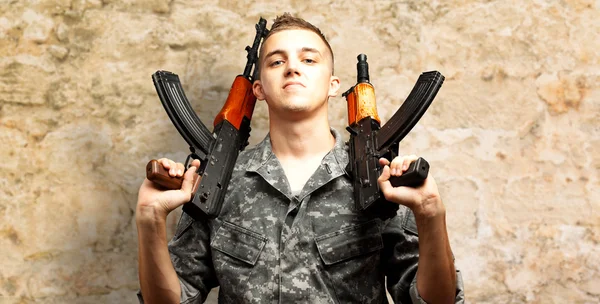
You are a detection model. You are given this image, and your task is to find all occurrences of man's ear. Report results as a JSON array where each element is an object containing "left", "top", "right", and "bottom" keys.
[
  {"left": 252, "top": 80, "right": 266, "bottom": 100},
  {"left": 328, "top": 76, "right": 341, "bottom": 97}
]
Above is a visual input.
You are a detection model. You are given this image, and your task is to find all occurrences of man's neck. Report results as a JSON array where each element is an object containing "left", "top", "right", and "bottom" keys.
[
  {"left": 268, "top": 113, "right": 335, "bottom": 161},
  {"left": 268, "top": 113, "right": 335, "bottom": 194}
]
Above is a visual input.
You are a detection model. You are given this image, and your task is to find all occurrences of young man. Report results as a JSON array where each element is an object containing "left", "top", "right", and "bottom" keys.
[{"left": 137, "top": 13, "right": 464, "bottom": 304}]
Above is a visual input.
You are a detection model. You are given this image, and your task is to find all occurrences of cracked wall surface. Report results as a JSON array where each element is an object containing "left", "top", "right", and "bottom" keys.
[{"left": 1, "top": 0, "right": 599, "bottom": 303}]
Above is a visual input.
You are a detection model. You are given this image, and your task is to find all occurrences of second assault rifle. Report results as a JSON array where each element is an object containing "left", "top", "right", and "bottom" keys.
[
  {"left": 343, "top": 54, "right": 445, "bottom": 219},
  {"left": 145, "top": 18, "right": 269, "bottom": 219}
]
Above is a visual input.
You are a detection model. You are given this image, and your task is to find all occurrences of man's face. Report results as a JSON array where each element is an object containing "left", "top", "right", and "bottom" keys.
[{"left": 252, "top": 29, "right": 340, "bottom": 116}]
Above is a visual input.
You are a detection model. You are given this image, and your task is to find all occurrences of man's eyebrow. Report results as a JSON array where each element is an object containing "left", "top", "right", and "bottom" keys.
[
  {"left": 264, "top": 47, "right": 323, "bottom": 60},
  {"left": 300, "top": 47, "right": 322, "bottom": 56},
  {"left": 264, "top": 49, "right": 286, "bottom": 60}
]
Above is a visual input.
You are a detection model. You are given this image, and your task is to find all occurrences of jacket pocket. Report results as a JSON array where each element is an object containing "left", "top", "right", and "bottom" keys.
[
  {"left": 173, "top": 212, "right": 194, "bottom": 239},
  {"left": 402, "top": 208, "right": 419, "bottom": 236},
  {"left": 210, "top": 220, "right": 267, "bottom": 265},
  {"left": 314, "top": 220, "right": 385, "bottom": 303},
  {"left": 315, "top": 219, "right": 383, "bottom": 265}
]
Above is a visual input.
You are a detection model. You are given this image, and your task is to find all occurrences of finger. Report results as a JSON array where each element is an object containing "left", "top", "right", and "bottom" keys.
[
  {"left": 159, "top": 158, "right": 171, "bottom": 170},
  {"left": 190, "top": 159, "right": 201, "bottom": 169},
  {"left": 158, "top": 158, "right": 177, "bottom": 176},
  {"left": 168, "top": 160, "right": 178, "bottom": 176},
  {"left": 402, "top": 155, "right": 418, "bottom": 171},
  {"left": 180, "top": 165, "right": 198, "bottom": 196},
  {"left": 175, "top": 162, "right": 185, "bottom": 177},
  {"left": 378, "top": 167, "right": 396, "bottom": 200},
  {"left": 379, "top": 158, "right": 390, "bottom": 167},
  {"left": 402, "top": 155, "right": 419, "bottom": 172},
  {"left": 390, "top": 157, "right": 403, "bottom": 176},
  {"left": 378, "top": 164, "right": 391, "bottom": 183}
]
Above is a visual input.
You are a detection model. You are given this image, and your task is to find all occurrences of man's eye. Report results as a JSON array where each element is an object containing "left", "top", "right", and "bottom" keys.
[
  {"left": 303, "top": 58, "right": 315, "bottom": 64},
  {"left": 270, "top": 60, "right": 284, "bottom": 66}
]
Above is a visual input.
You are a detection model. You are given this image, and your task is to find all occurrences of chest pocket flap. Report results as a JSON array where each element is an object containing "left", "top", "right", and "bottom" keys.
[
  {"left": 210, "top": 221, "right": 267, "bottom": 266},
  {"left": 315, "top": 219, "right": 383, "bottom": 265}
]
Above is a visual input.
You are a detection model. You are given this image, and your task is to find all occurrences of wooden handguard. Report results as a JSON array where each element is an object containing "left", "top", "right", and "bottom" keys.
[
  {"left": 213, "top": 75, "right": 256, "bottom": 129},
  {"left": 346, "top": 82, "right": 381, "bottom": 126},
  {"left": 146, "top": 159, "right": 201, "bottom": 192}
]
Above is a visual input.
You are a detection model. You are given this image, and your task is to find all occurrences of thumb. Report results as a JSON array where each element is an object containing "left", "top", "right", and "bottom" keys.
[
  {"left": 379, "top": 157, "right": 390, "bottom": 166},
  {"left": 180, "top": 165, "right": 198, "bottom": 199},
  {"left": 378, "top": 164, "right": 391, "bottom": 183},
  {"left": 190, "top": 159, "right": 201, "bottom": 168}
]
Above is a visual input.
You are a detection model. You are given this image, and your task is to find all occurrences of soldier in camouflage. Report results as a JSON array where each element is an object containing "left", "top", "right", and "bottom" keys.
[{"left": 137, "top": 13, "right": 465, "bottom": 304}]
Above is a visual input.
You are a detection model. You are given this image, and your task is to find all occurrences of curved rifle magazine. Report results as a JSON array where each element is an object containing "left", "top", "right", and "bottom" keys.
[
  {"left": 152, "top": 70, "right": 215, "bottom": 156},
  {"left": 376, "top": 71, "right": 444, "bottom": 153}
]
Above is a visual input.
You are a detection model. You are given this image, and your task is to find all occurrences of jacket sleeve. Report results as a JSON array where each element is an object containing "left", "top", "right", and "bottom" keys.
[
  {"left": 382, "top": 206, "right": 465, "bottom": 303},
  {"left": 137, "top": 212, "right": 219, "bottom": 304}
]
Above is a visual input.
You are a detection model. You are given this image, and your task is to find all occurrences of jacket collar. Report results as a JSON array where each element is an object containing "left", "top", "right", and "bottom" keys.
[{"left": 245, "top": 128, "right": 350, "bottom": 198}]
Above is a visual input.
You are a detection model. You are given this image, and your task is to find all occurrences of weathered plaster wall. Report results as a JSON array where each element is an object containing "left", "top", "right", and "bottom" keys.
[{"left": 0, "top": 0, "right": 598, "bottom": 303}]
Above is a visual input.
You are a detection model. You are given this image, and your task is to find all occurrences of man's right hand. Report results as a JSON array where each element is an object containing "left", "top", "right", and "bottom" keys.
[
  {"left": 136, "top": 158, "right": 199, "bottom": 303},
  {"left": 136, "top": 158, "right": 201, "bottom": 222}
]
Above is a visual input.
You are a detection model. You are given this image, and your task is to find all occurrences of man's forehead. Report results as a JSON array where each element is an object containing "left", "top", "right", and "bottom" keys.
[{"left": 262, "top": 29, "right": 328, "bottom": 54}]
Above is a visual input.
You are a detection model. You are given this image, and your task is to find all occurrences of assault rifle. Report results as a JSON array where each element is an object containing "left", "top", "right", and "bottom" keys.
[
  {"left": 343, "top": 54, "right": 444, "bottom": 219},
  {"left": 146, "top": 18, "right": 269, "bottom": 219}
]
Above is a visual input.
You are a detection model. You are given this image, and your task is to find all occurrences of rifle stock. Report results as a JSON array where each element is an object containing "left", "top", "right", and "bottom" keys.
[
  {"left": 344, "top": 54, "right": 444, "bottom": 219},
  {"left": 146, "top": 17, "right": 269, "bottom": 219}
]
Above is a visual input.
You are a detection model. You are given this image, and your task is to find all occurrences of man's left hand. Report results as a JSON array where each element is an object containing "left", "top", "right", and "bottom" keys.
[{"left": 377, "top": 155, "right": 446, "bottom": 219}]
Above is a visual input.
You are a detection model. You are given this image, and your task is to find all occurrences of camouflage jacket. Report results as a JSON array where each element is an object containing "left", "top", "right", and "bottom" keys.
[{"left": 139, "top": 128, "right": 465, "bottom": 303}]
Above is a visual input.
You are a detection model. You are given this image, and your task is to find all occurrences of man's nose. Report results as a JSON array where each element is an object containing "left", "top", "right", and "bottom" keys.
[{"left": 285, "top": 59, "right": 301, "bottom": 77}]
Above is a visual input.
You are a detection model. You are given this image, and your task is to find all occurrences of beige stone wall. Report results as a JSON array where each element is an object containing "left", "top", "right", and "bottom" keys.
[{"left": 1, "top": 0, "right": 598, "bottom": 303}]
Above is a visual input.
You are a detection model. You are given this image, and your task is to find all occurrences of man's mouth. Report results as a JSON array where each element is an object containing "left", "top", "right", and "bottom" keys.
[{"left": 283, "top": 81, "right": 304, "bottom": 89}]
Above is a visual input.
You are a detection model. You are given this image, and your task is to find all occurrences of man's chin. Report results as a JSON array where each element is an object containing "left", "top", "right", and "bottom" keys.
[
  {"left": 270, "top": 96, "right": 326, "bottom": 115},
  {"left": 283, "top": 104, "right": 311, "bottom": 113},
  {"left": 280, "top": 98, "right": 313, "bottom": 112}
]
